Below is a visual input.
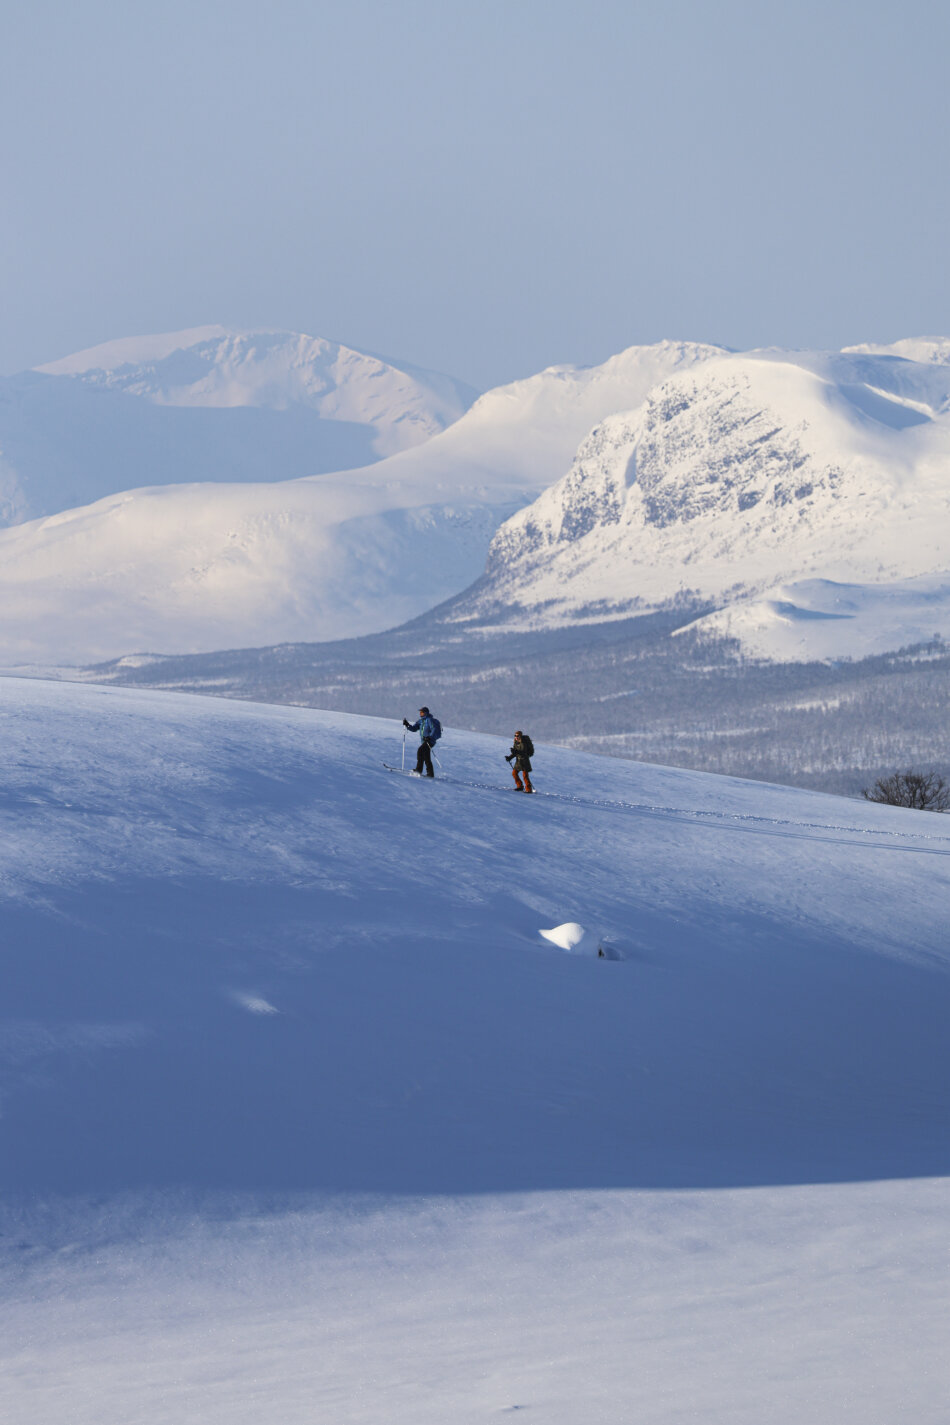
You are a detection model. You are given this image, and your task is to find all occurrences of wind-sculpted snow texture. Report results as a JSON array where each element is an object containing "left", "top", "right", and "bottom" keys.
[
  {"left": 0, "top": 339, "right": 722, "bottom": 661},
  {"left": 1, "top": 677, "right": 949, "bottom": 1422},
  {"left": 464, "top": 347, "right": 950, "bottom": 658}
]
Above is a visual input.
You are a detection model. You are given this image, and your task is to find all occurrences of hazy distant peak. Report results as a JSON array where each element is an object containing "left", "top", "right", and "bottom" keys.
[
  {"left": 36, "top": 325, "right": 238, "bottom": 376},
  {"left": 33, "top": 325, "right": 478, "bottom": 457},
  {"left": 841, "top": 336, "right": 950, "bottom": 366}
]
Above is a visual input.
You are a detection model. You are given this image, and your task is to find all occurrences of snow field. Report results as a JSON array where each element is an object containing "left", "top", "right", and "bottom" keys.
[
  {"left": 1, "top": 676, "right": 949, "bottom": 1421},
  {"left": 2, "top": 1182, "right": 949, "bottom": 1425}
]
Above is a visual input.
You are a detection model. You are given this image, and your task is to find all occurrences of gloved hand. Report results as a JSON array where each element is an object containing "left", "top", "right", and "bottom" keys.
[
  {"left": 505, "top": 754, "right": 513, "bottom": 763},
  {"left": 402, "top": 718, "right": 410, "bottom": 728}
]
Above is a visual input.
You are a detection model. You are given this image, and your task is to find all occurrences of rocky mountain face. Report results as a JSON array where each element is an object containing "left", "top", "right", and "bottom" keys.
[{"left": 454, "top": 348, "right": 950, "bottom": 658}]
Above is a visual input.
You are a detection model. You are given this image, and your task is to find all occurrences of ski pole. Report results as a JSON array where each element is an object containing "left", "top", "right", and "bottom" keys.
[{"left": 401, "top": 729, "right": 406, "bottom": 772}]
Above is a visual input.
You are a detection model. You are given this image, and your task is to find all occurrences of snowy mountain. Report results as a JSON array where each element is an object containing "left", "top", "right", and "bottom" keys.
[
  {"left": 2, "top": 676, "right": 949, "bottom": 1422},
  {"left": 0, "top": 327, "right": 478, "bottom": 528},
  {"left": 454, "top": 345, "right": 950, "bottom": 659},
  {"left": 0, "top": 339, "right": 723, "bottom": 663},
  {"left": 35, "top": 325, "right": 477, "bottom": 456},
  {"left": 843, "top": 334, "right": 950, "bottom": 365},
  {"left": 6, "top": 333, "right": 950, "bottom": 668}
]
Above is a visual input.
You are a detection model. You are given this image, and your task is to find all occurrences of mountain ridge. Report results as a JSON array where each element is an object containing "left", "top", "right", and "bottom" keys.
[
  {"left": 0, "top": 337, "right": 725, "bottom": 663},
  {"left": 4, "top": 333, "right": 950, "bottom": 666},
  {"left": 35, "top": 324, "right": 478, "bottom": 455}
]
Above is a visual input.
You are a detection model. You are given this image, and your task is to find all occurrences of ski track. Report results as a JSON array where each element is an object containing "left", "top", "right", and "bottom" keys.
[{"left": 384, "top": 764, "right": 950, "bottom": 856}]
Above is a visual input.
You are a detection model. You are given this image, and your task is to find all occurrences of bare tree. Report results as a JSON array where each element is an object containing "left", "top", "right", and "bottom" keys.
[{"left": 862, "top": 769, "right": 950, "bottom": 812}]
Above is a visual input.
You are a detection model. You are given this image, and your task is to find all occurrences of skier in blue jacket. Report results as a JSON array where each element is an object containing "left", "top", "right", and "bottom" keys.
[{"left": 403, "top": 707, "right": 439, "bottom": 777}]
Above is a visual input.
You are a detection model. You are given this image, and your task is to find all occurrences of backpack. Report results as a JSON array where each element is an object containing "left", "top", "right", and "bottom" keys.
[
  {"left": 428, "top": 716, "right": 442, "bottom": 742},
  {"left": 520, "top": 733, "right": 534, "bottom": 758}
]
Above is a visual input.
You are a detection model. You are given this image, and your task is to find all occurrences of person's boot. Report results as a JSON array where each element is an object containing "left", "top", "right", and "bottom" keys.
[
  {"left": 512, "top": 768, "right": 524, "bottom": 791},
  {"left": 522, "top": 772, "right": 534, "bottom": 794}
]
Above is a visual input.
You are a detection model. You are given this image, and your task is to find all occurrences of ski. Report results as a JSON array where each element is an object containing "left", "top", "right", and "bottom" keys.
[{"left": 383, "top": 764, "right": 537, "bottom": 795}]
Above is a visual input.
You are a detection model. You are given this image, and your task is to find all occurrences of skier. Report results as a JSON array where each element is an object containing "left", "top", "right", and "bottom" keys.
[
  {"left": 403, "top": 706, "right": 441, "bottom": 777},
  {"left": 505, "top": 730, "right": 535, "bottom": 793}
]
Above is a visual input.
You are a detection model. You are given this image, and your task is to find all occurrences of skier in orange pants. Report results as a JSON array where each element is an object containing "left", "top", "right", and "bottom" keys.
[{"left": 505, "top": 731, "right": 535, "bottom": 792}]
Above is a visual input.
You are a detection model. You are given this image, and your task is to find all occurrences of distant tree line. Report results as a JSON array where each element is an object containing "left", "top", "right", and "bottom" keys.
[{"left": 91, "top": 612, "right": 950, "bottom": 805}]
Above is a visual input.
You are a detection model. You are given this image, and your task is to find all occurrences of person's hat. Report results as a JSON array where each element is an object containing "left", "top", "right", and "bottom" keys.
[{"left": 419, "top": 706, "right": 430, "bottom": 714}]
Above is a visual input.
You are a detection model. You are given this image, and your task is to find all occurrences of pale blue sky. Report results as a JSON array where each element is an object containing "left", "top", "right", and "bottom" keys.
[{"left": 2, "top": 0, "right": 949, "bottom": 388}]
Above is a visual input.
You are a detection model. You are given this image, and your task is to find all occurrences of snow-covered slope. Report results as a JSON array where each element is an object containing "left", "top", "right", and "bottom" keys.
[
  {"left": 1, "top": 677, "right": 949, "bottom": 1423},
  {"left": 0, "top": 328, "right": 478, "bottom": 528},
  {"left": 457, "top": 346, "right": 950, "bottom": 654},
  {"left": 0, "top": 340, "right": 723, "bottom": 663},
  {"left": 680, "top": 574, "right": 950, "bottom": 661}
]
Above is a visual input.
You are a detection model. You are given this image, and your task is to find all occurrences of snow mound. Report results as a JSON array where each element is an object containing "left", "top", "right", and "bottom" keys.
[{"left": 539, "top": 921, "right": 593, "bottom": 953}]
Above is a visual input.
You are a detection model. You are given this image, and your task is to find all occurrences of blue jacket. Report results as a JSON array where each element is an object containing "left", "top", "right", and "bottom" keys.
[{"left": 407, "top": 714, "right": 437, "bottom": 742}]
